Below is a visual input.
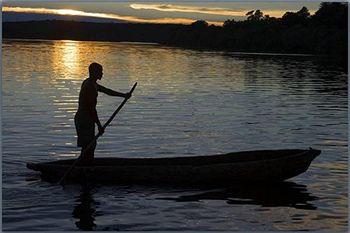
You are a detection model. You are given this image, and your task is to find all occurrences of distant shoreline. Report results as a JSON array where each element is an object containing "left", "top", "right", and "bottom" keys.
[{"left": 3, "top": 38, "right": 160, "bottom": 46}]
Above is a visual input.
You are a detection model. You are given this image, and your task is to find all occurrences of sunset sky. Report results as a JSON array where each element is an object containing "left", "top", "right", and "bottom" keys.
[{"left": 3, "top": 1, "right": 322, "bottom": 25}]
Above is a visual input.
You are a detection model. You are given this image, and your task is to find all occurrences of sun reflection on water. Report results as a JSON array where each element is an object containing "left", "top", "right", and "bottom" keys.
[{"left": 52, "top": 40, "right": 85, "bottom": 79}]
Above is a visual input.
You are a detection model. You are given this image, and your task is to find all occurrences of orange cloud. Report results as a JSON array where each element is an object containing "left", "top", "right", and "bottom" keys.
[
  {"left": 130, "top": 4, "right": 316, "bottom": 18},
  {"left": 130, "top": 4, "right": 244, "bottom": 16},
  {"left": 3, "top": 6, "right": 223, "bottom": 25}
]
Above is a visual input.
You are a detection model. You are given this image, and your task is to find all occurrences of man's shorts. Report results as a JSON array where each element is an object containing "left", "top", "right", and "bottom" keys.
[{"left": 74, "top": 112, "right": 95, "bottom": 148}]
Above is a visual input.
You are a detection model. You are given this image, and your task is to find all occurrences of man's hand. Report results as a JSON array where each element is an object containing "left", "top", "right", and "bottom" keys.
[
  {"left": 98, "top": 125, "right": 105, "bottom": 135},
  {"left": 125, "top": 92, "right": 132, "bottom": 99}
]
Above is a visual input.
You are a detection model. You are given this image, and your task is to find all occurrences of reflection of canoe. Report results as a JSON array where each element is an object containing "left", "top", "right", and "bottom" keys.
[
  {"left": 26, "top": 148, "right": 320, "bottom": 185},
  {"left": 160, "top": 181, "right": 318, "bottom": 210}
]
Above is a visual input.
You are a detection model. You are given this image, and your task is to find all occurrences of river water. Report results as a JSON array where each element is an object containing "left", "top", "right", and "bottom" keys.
[{"left": 2, "top": 39, "right": 347, "bottom": 231}]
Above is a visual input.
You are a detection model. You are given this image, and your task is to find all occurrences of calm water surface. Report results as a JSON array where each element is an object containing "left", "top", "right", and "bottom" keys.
[{"left": 2, "top": 39, "right": 347, "bottom": 231}]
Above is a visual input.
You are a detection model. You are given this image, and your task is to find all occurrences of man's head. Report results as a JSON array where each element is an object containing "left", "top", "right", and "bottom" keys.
[{"left": 89, "top": 62, "right": 103, "bottom": 80}]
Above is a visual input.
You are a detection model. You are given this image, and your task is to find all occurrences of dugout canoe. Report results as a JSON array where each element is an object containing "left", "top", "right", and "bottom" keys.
[{"left": 26, "top": 148, "right": 320, "bottom": 185}]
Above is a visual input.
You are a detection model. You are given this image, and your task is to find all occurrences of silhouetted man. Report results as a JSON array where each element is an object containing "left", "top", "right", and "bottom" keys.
[{"left": 75, "top": 62, "right": 131, "bottom": 165}]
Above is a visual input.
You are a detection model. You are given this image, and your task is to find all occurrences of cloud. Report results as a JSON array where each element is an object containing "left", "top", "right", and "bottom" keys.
[
  {"left": 3, "top": 6, "right": 223, "bottom": 25},
  {"left": 130, "top": 4, "right": 244, "bottom": 16},
  {"left": 130, "top": 4, "right": 316, "bottom": 18}
]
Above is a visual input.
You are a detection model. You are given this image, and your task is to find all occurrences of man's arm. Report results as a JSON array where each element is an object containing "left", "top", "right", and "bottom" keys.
[{"left": 97, "top": 84, "right": 131, "bottom": 98}]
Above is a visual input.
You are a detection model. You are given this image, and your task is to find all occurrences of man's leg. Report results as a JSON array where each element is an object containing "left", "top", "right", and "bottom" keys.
[{"left": 81, "top": 141, "right": 96, "bottom": 165}]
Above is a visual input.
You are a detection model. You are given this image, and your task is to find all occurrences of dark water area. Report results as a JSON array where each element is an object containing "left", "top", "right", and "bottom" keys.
[{"left": 2, "top": 39, "right": 347, "bottom": 231}]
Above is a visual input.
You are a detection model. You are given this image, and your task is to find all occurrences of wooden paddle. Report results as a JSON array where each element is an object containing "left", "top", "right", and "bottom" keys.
[{"left": 58, "top": 82, "right": 137, "bottom": 185}]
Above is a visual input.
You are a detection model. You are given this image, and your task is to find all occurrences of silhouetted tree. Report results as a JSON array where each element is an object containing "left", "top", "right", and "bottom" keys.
[
  {"left": 282, "top": 6, "right": 310, "bottom": 26},
  {"left": 191, "top": 20, "right": 209, "bottom": 30},
  {"left": 313, "top": 2, "right": 347, "bottom": 28},
  {"left": 246, "top": 10, "right": 264, "bottom": 21},
  {"left": 298, "top": 7, "right": 310, "bottom": 18},
  {"left": 223, "top": 19, "right": 235, "bottom": 29}
]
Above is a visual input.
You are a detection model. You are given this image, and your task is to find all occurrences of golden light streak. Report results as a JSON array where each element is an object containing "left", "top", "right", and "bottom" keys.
[
  {"left": 130, "top": 4, "right": 316, "bottom": 18},
  {"left": 61, "top": 40, "right": 79, "bottom": 71},
  {"left": 130, "top": 4, "right": 244, "bottom": 16},
  {"left": 56, "top": 9, "right": 86, "bottom": 16},
  {"left": 2, "top": 6, "right": 222, "bottom": 25}
]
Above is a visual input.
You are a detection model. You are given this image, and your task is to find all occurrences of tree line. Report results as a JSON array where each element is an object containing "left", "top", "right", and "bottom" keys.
[
  {"left": 3, "top": 3, "right": 347, "bottom": 61},
  {"left": 167, "top": 2, "right": 347, "bottom": 59}
]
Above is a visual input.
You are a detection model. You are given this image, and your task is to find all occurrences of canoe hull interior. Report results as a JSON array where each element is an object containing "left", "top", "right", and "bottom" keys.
[{"left": 26, "top": 149, "right": 321, "bottom": 185}]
